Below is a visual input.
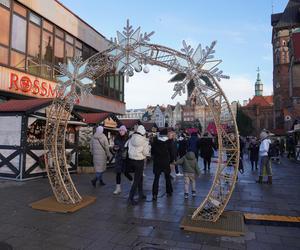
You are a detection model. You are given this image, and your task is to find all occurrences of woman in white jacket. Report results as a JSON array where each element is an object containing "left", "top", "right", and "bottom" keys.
[
  {"left": 257, "top": 131, "right": 272, "bottom": 184},
  {"left": 127, "top": 125, "right": 151, "bottom": 205}
]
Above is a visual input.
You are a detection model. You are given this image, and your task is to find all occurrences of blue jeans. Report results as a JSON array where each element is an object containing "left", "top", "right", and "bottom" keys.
[
  {"left": 95, "top": 172, "right": 103, "bottom": 181},
  {"left": 259, "top": 156, "right": 272, "bottom": 176}
]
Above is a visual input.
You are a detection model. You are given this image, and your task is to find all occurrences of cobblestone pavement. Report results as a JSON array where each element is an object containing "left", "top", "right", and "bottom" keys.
[{"left": 0, "top": 156, "right": 299, "bottom": 250}]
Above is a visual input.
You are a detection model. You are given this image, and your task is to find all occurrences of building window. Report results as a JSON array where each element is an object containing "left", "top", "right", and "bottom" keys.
[
  {"left": 11, "top": 50, "right": 25, "bottom": 70},
  {"left": 29, "top": 12, "right": 41, "bottom": 26},
  {"left": 41, "top": 30, "right": 53, "bottom": 79},
  {"left": 43, "top": 20, "right": 53, "bottom": 33},
  {"left": 0, "top": 45, "right": 8, "bottom": 64},
  {"left": 13, "top": 2, "right": 26, "bottom": 17},
  {"left": 27, "top": 22, "right": 41, "bottom": 75},
  {"left": 54, "top": 36, "right": 64, "bottom": 66},
  {"left": 66, "top": 42, "right": 74, "bottom": 60},
  {"left": 0, "top": 5, "right": 10, "bottom": 47},
  {"left": 11, "top": 14, "right": 27, "bottom": 53},
  {"left": 0, "top": 0, "right": 10, "bottom": 8}
]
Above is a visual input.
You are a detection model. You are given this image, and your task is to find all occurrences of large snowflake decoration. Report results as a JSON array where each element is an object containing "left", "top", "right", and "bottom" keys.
[
  {"left": 108, "top": 19, "right": 154, "bottom": 81},
  {"left": 56, "top": 55, "right": 95, "bottom": 105},
  {"left": 170, "top": 40, "right": 230, "bottom": 99}
]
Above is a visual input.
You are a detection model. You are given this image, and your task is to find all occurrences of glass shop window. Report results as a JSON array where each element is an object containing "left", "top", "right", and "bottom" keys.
[
  {"left": 29, "top": 12, "right": 41, "bottom": 26},
  {"left": 27, "top": 23, "right": 41, "bottom": 75},
  {"left": 13, "top": 2, "right": 26, "bottom": 17},
  {"left": 11, "top": 14, "right": 27, "bottom": 53},
  {"left": 54, "top": 36, "right": 64, "bottom": 66},
  {"left": 0, "top": 6, "right": 10, "bottom": 46},
  {"left": 43, "top": 20, "right": 53, "bottom": 33},
  {"left": 66, "top": 42, "right": 74, "bottom": 60},
  {"left": 0, "top": 0, "right": 10, "bottom": 8},
  {"left": 41, "top": 31, "right": 54, "bottom": 79},
  {"left": 11, "top": 50, "right": 25, "bottom": 70},
  {"left": 0, "top": 45, "right": 8, "bottom": 64}
]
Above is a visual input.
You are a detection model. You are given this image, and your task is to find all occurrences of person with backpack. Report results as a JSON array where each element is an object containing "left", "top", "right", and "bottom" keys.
[
  {"left": 257, "top": 130, "right": 272, "bottom": 184},
  {"left": 90, "top": 126, "right": 112, "bottom": 187},
  {"left": 112, "top": 125, "right": 133, "bottom": 195},
  {"left": 151, "top": 128, "right": 173, "bottom": 201},
  {"left": 127, "top": 125, "right": 151, "bottom": 205}
]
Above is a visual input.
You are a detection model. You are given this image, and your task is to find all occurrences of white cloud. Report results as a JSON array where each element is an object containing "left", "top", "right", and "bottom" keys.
[
  {"left": 125, "top": 66, "right": 187, "bottom": 109},
  {"left": 218, "top": 75, "right": 254, "bottom": 103},
  {"left": 125, "top": 69, "right": 273, "bottom": 109}
]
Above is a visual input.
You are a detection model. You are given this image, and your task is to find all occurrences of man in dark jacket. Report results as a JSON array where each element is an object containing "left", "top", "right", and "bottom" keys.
[
  {"left": 188, "top": 132, "right": 200, "bottom": 161},
  {"left": 151, "top": 128, "right": 173, "bottom": 201},
  {"left": 198, "top": 133, "right": 215, "bottom": 171}
]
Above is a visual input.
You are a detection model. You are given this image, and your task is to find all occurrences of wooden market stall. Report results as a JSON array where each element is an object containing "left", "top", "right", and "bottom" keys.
[{"left": 0, "top": 99, "right": 85, "bottom": 180}]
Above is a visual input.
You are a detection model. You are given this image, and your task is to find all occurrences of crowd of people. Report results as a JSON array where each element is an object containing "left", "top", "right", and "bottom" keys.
[{"left": 89, "top": 124, "right": 286, "bottom": 205}]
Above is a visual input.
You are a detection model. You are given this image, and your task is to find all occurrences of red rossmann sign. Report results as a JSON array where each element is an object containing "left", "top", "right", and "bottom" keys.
[{"left": 8, "top": 72, "right": 57, "bottom": 98}]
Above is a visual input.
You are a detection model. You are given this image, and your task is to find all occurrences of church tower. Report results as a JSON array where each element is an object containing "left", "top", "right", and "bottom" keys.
[{"left": 255, "top": 67, "right": 263, "bottom": 96}]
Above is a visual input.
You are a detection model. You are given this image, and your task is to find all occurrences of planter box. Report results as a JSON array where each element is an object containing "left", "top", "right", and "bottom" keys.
[{"left": 77, "top": 166, "right": 95, "bottom": 174}]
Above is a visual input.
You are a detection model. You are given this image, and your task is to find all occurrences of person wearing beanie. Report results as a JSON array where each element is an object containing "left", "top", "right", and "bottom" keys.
[
  {"left": 127, "top": 125, "right": 151, "bottom": 205},
  {"left": 151, "top": 128, "right": 173, "bottom": 201},
  {"left": 112, "top": 125, "right": 133, "bottom": 195},
  {"left": 90, "top": 126, "right": 112, "bottom": 187},
  {"left": 257, "top": 130, "right": 272, "bottom": 184}
]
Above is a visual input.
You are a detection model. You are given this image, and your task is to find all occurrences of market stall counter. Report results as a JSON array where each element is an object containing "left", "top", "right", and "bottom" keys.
[{"left": 0, "top": 99, "right": 85, "bottom": 180}]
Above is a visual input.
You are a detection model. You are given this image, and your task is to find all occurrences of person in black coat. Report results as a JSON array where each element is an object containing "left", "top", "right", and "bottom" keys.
[
  {"left": 112, "top": 126, "right": 133, "bottom": 194},
  {"left": 198, "top": 132, "right": 215, "bottom": 171},
  {"left": 178, "top": 133, "right": 188, "bottom": 158},
  {"left": 248, "top": 138, "right": 259, "bottom": 170},
  {"left": 151, "top": 128, "right": 173, "bottom": 200},
  {"left": 188, "top": 132, "right": 200, "bottom": 160},
  {"left": 176, "top": 133, "right": 188, "bottom": 175}
]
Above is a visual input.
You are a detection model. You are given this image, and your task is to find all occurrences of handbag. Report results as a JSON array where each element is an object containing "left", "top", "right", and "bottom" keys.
[{"left": 121, "top": 139, "right": 130, "bottom": 160}]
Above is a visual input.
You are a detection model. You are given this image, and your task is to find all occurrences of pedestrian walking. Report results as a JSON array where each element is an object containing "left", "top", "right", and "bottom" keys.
[
  {"left": 168, "top": 130, "right": 178, "bottom": 177},
  {"left": 248, "top": 138, "right": 259, "bottom": 170},
  {"left": 112, "top": 125, "right": 133, "bottom": 195},
  {"left": 257, "top": 131, "right": 272, "bottom": 184},
  {"left": 176, "top": 133, "right": 188, "bottom": 176},
  {"left": 173, "top": 151, "right": 200, "bottom": 199},
  {"left": 90, "top": 126, "right": 112, "bottom": 187},
  {"left": 188, "top": 132, "right": 200, "bottom": 161},
  {"left": 198, "top": 132, "right": 215, "bottom": 171},
  {"left": 127, "top": 125, "right": 151, "bottom": 205},
  {"left": 151, "top": 128, "right": 173, "bottom": 201}
]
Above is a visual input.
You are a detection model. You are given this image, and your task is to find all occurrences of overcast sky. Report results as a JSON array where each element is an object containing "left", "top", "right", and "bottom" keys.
[{"left": 60, "top": 0, "right": 288, "bottom": 108}]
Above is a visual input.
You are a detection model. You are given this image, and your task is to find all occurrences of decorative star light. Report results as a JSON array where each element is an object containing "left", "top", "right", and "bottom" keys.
[
  {"left": 170, "top": 40, "right": 230, "bottom": 99},
  {"left": 56, "top": 55, "right": 95, "bottom": 105},
  {"left": 108, "top": 19, "right": 154, "bottom": 81}
]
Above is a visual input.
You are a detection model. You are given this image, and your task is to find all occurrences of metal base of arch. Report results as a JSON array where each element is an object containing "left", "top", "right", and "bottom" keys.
[{"left": 44, "top": 20, "right": 239, "bottom": 222}]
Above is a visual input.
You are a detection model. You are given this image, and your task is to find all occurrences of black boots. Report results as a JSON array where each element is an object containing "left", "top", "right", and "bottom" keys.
[
  {"left": 267, "top": 176, "right": 272, "bottom": 185},
  {"left": 99, "top": 179, "right": 106, "bottom": 186},
  {"left": 91, "top": 177, "right": 97, "bottom": 187},
  {"left": 91, "top": 177, "right": 105, "bottom": 187},
  {"left": 256, "top": 176, "right": 263, "bottom": 184}
]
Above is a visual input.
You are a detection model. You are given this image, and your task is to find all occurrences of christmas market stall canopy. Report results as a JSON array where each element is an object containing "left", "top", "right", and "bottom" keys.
[
  {"left": 119, "top": 118, "right": 156, "bottom": 132},
  {"left": 0, "top": 99, "right": 85, "bottom": 180}
]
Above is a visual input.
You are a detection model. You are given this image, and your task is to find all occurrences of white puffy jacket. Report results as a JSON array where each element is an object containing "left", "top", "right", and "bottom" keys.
[{"left": 128, "top": 133, "right": 151, "bottom": 160}]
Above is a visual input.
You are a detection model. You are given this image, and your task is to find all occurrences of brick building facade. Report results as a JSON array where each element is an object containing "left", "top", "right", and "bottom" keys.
[{"left": 271, "top": 0, "right": 300, "bottom": 132}]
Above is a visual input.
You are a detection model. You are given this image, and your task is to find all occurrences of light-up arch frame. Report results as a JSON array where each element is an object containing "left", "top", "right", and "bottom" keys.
[{"left": 44, "top": 20, "right": 239, "bottom": 222}]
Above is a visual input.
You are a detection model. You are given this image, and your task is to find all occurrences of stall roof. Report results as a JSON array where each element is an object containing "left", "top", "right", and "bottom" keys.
[
  {"left": 0, "top": 99, "right": 53, "bottom": 113},
  {"left": 119, "top": 119, "right": 140, "bottom": 129},
  {"left": 79, "top": 112, "right": 110, "bottom": 124}
]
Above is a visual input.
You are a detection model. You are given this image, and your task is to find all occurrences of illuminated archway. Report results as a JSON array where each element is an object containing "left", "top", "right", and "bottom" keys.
[{"left": 44, "top": 20, "right": 239, "bottom": 222}]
